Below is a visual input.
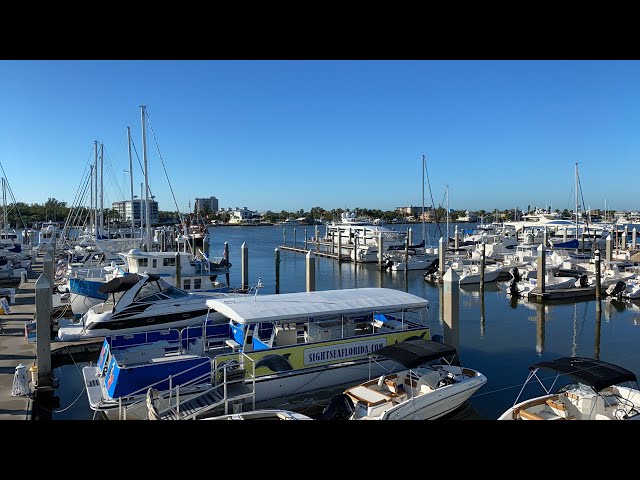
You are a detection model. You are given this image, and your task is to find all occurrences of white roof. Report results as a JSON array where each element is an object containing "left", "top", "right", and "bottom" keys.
[{"left": 205, "top": 288, "right": 428, "bottom": 324}]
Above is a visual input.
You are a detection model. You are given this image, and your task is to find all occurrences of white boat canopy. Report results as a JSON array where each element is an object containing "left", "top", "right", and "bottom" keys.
[{"left": 205, "top": 288, "right": 428, "bottom": 324}]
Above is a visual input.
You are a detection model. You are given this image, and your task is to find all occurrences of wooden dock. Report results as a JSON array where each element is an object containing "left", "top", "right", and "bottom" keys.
[
  {"left": 279, "top": 244, "right": 352, "bottom": 262},
  {"left": 527, "top": 286, "right": 596, "bottom": 303}
]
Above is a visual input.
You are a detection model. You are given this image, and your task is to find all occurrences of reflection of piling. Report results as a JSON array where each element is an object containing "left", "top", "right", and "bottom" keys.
[
  {"left": 35, "top": 274, "right": 52, "bottom": 388},
  {"left": 536, "top": 243, "right": 546, "bottom": 294},
  {"left": 594, "top": 249, "right": 601, "bottom": 302},
  {"left": 306, "top": 251, "right": 315, "bottom": 292},
  {"left": 438, "top": 237, "right": 445, "bottom": 284},
  {"left": 241, "top": 242, "right": 248, "bottom": 290},
  {"left": 224, "top": 242, "right": 230, "bottom": 287},
  {"left": 479, "top": 242, "right": 486, "bottom": 293},
  {"left": 175, "top": 251, "right": 181, "bottom": 289},
  {"left": 595, "top": 301, "right": 602, "bottom": 360},
  {"left": 480, "top": 288, "right": 485, "bottom": 337},
  {"left": 275, "top": 247, "right": 280, "bottom": 294},
  {"left": 605, "top": 235, "right": 612, "bottom": 262},
  {"left": 442, "top": 268, "right": 459, "bottom": 349},
  {"left": 536, "top": 303, "right": 546, "bottom": 355}
]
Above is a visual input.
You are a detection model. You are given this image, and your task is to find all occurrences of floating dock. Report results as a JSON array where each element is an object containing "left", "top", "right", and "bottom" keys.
[{"left": 527, "top": 286, "right": 596, "bottom": 302}]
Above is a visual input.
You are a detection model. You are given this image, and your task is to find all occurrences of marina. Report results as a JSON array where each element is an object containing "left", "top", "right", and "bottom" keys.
[{"left": 3, "top": 222, "right": 640, "bottom": 421}]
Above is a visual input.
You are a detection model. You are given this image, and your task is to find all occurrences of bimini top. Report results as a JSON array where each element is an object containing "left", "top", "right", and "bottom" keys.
[
  {"left": 531, "top": 357, "right": 638, "bottom": 392},
  {"left": 369, "top": 338, "right": 457, "bottom": 369},
  {"left": 98, "top": 273, "right": 159, "bottom": 294},
  {"left": 205, "top": 288, "right": 428, "bottom": 324}
]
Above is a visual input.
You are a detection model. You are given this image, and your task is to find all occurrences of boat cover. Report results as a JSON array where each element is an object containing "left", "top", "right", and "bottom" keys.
[
  {"left": 531, "top": 357, "right": 638, "bottom": 392},
  {"left": 98, "top": 273, "right": 160, "bottom": 294},
  {"left": 369, "top": 338, "right": 457, "bottom": 369}
]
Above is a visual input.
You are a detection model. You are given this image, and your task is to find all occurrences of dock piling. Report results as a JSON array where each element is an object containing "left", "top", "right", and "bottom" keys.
[
  {"left": 594, "top": 249, "right": 601, "bottom": 302},
  {"left": 438, "top": 237, "right": 445, "bottom": 284},
  {"left": 306, "top": 251, "right": 315, "bottom": 292},
  {"left": 633, "top": 227, "right": 637, "bottom": 249},
  {"left": 35, "top": 274, "right": 52, "bottom": 389},
  {"left": 443, "top": 268, "right": 460, "bottom": 349},
  {"left": 175, "top": 251, "right": 181, "bottom": 289},
  {"left": 537, "top": 243, "right": 546, "bottom": 294},
  {"left": 275, "top": 248, "right": 280, "bottom": 294},
  {"left": 241, "top": 242, "right": 248, "bottom": 290},
  {"left": 605, "top": 235, "right": 612, "bottom": 262}
]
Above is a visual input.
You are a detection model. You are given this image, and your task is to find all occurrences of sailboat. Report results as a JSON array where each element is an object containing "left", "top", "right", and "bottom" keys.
[{"left": 386, "top": 154, "right": 439, "bottom": 271}]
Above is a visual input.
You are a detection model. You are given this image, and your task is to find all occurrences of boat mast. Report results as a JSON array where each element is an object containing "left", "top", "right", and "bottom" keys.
[
  {"left": 140, "top": 105, "right": 152, "bottom": 250},
  {"left": 575, "top": 162, "right": 579, "bottom": 240},
  {"left": 100, "top": 143, "right": 104, "bottom": 238},
  {"left": 421, "top": 154, "right": 426, "bottom": 244},
  {"left": 445, "top": 184, "right": 449, "bottom": 243},
  {"left": 92, "top": 140, "right": 98, "bottom": 236},
  {"left": 127, "top": 126, "right": 135, "bottom": 242},
  {"left": 2, "top": 177, "right": 7, "bottom": 239}
]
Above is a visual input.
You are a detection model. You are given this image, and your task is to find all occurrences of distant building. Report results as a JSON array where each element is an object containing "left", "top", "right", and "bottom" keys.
[
  {"left": 225, "top": 207, "right": 259, "bottom": 224},
  {"left": 396, "top": 206, "right": 436, "bottom": 222},
  {"left": 457, "top": 210, "right": 478, "bottom": 222},
  {"left": 112, "top": 199, "right": 159, "bottom": 225},
  {"left": 195, "top": 197, "right": 219, "bottom": 214}
]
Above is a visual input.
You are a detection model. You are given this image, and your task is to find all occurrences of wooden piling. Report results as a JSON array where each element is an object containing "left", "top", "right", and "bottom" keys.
[
  {"left": 35, "top": 274, "right": 52, "bottom": 388},
  {"left": 594, "top": 249, "right": 601, "bottom": 302},
  {"left": 275, "top": 247, "right": 280, "bottom": 294},
  {"left": 241, "top": 242, "right": 248, "bottom": 290},
  {"left": 306, "top": 251, "right": 315, "bottom": 292},
  {"left": 175, "top": 251, "right": 181, "bottom": 290},
  {"left": 536, "top": 243, "right": 546, "bottom": 294},
  {"left": 442, "top": 268, "right": 460, "bottom": 349}
]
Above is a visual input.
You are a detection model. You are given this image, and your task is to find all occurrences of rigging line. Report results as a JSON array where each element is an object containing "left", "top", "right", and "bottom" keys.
[
  {"left": 145, "top": 110, "right": 185, "bottom": 225},
  {"left": 424, "top": 156, "right": 443, "bottom": 239},
  {"left": 577, "top": 171, "right": 592, "bottom": 235},
  {"left": 0, "top": 162, "right": 29, "bottom": 232},
  {"left": 129, "top": 137, "right": 154, "bottom": 199}
]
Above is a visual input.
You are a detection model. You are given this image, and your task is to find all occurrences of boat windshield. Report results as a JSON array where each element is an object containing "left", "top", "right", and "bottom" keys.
[{"left": 135, "top": 277, "right": 189, "bottom": 302}]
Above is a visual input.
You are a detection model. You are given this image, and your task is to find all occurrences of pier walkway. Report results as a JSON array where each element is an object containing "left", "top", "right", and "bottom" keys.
[{"left": 0, "top": 261, "right": 40, "bottom": 420}]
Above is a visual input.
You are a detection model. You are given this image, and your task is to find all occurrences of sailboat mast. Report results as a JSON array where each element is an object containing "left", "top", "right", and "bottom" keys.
[
  {"left": 100, "top": 143, "right": 104, "bottom": 238},
  {"left": 575, "top": 162, "right": 579, "bottom": 240},
  {"left": 127, "top": 126, "right": 135, "bottom": 241},
  {"left": 2, "top": 177, "right": 7, "bottom": 238},
  {"left": 421, "top": 154, "right": 426, "bottom": 244},
  {"left": 446, "top": 184, "right": 449, "bottom": 243},
  {"left": 141, "top": 105, "right": 152, "bottom": 250},
  {"left": 92, "top": 140, "right": 98, "bottom": 235}
]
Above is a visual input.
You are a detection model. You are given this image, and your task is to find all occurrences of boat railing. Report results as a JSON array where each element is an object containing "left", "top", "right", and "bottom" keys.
[{"left": 118, "top": 360, "right": 215, "bottom": 420}]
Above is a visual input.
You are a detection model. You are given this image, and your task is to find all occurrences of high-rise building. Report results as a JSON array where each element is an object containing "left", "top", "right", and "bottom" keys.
[
  {"left": 194, "top": 197, "right": 219, "bottom": 214},
  {"left": 112, "top": 199, "right": 159, "bottom": 225}
]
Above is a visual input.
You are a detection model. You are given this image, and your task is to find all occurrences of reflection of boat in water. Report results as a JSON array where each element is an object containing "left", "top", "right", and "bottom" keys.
[{"left": 498, "top": 356, "right": 640, "bottom": 420}]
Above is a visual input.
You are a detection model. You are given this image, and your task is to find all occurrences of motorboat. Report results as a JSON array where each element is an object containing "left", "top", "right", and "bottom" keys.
[
  {"left": 57, "top": 273, "right": 233, "bottom": 341},
  {"left": 321, "top": 338, "right": 487, "bottom": 420},
  {"left": 457, "top": 262, "right": 502, "bottom": 285},
  {"left": 498, "top": 356, "right": 640, "bottom": 420},
  {"left": 81, "top": 287, "right": 431, "bottom": 419}
]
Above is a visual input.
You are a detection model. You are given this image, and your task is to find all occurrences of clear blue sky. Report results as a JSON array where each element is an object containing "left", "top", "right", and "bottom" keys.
[{"left": 0, "top": 60, "right": 638, "bottom": 214}]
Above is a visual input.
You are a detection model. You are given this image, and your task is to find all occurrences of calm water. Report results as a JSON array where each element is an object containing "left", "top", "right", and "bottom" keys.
[{"left": 50, "top": 223, "right": 640, "bottom": 420}]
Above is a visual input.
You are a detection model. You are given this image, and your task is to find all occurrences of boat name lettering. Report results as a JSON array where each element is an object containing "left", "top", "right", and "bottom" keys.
[{"left": 304, "top": 339, "right": 387, "bottom": 366}]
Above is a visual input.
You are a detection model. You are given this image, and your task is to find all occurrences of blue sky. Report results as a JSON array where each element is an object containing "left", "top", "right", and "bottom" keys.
[{"left": 0, "top": 60, "right": 638, "bottom": 214}]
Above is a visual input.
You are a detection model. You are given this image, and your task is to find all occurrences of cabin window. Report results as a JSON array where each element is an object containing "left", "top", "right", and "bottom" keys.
[
  {"left": 138, "top": 258, "right": 148, "bottom": 267},
  {"left": 194, "top": 279, "right": 201, "bottom": 289},
  {"left": 183, "top": 279, "right": 191, "bottom": 290},
  {"left": 152, "top": 259, "right": 157, "bottom": 268},
  {"left": 163, "top": 258, "right": 176, "bottom": 267}
]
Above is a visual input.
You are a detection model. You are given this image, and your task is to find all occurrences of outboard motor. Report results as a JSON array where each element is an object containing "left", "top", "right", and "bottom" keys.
[
  {"left": 321, "top": 393, "right": 354, "bottom": 420},
  {"left": 606, "top": 280, "right": 626, "bottom": 298},
  {"left": 510, "top": 267, "right": 521, "bottom": 283},
  {"left": 508, "top": 277, "right": 519, "bottom": 297},
  {"left": 578, "top": 274, "right": 588, "bottom": 288},
  {"left": 424, "top": 259, "right": 438, "bottom": 276}
]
